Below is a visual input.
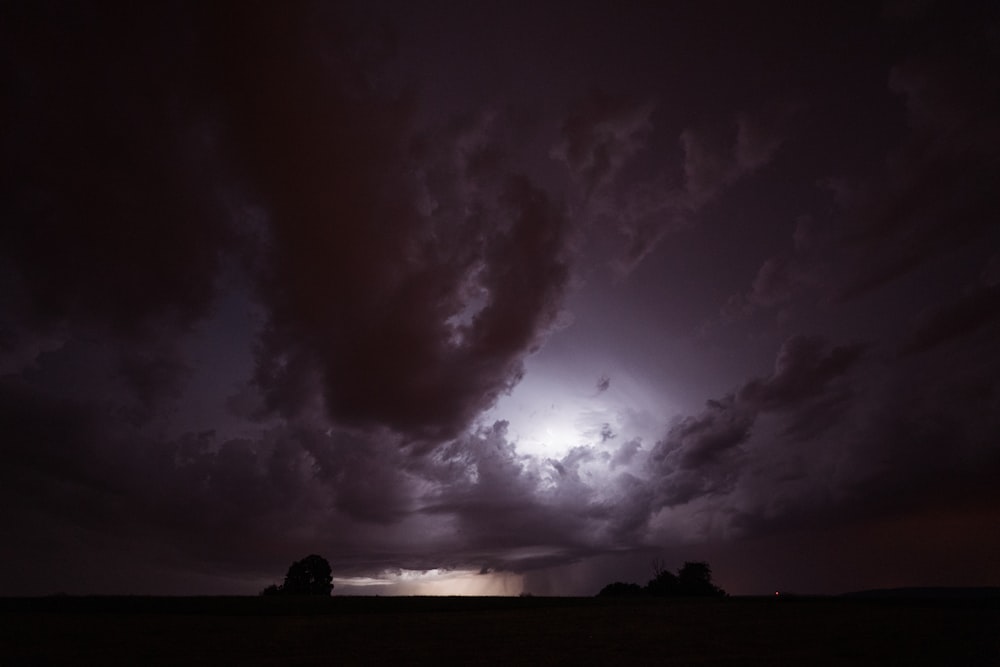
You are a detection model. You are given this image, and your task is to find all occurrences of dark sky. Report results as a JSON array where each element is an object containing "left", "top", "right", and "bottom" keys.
[{"left": 2, "top": 0, "right": 999, "bottom": 596}]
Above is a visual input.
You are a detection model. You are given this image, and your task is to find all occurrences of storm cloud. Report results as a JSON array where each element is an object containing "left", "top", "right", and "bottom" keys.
[{"left": 2, "top": 0, "right": 999, "bottom": 596}]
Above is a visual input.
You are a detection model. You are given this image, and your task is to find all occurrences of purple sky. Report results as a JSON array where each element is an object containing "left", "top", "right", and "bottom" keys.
[{"left": 2, "top": 1, "right": 999, "bottom": 596}]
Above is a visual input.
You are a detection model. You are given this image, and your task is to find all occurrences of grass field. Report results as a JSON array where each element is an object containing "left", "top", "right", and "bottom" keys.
[{"left": 2, "top": 595, "right": 998, "bottom": 665}]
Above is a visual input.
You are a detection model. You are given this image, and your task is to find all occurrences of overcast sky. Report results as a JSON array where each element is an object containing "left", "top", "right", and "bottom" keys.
[{"left": 2, "top": 0, "right": 999, "bottom": 596}]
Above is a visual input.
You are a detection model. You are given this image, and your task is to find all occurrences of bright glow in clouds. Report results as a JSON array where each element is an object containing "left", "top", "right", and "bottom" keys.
[
  {"left": 487, "top": 354, "right": 675, "bottom": 459},
  {"left": 334, "top": 569, "right": 524, "bottom": 596}
]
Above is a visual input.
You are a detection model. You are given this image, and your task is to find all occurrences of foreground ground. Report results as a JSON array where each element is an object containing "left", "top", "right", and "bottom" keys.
[{"left": 1, "top": 595, "right": 997, "bottom": 665}]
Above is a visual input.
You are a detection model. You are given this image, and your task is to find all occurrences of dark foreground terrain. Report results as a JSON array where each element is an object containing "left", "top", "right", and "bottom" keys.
[{"left": 2, "top": 594, "right": 998, "bottom": 665}]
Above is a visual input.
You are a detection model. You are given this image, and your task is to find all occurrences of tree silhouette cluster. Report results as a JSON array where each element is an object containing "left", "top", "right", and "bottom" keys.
[
  {"left": 261, "top": 554, "right": 334, "bottom": 596},
  {"left": 597, "top": 560, "right": 725, "bottom": 598}
]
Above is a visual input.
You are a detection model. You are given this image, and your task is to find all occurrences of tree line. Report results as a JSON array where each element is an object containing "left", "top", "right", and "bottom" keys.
[{"left": 597, "top": 560, "right": 726, "bottom": 598}]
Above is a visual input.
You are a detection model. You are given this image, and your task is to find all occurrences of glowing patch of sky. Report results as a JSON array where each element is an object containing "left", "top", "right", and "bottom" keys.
[
  {"left": 334, "top": 568, "right": 524, "bottom": 596},
  {"left": 485, "top": 351, "right": 677, "bottom": 459}
]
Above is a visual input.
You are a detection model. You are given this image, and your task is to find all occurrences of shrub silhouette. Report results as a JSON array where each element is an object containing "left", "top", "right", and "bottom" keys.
[
  {"left": 597, "top": 581, "right": 645, "bottom": 597},
  {"left": 260, "top": 554, "right": 334, "bottom": 596},
  {"left": 645, "top": 569, "right": 679, "bottom": 597}
]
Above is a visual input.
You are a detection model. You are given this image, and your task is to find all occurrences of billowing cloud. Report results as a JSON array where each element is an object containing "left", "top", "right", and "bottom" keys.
[
  {"left": 738, "top": 335, "right": 865, "bottom": 410},
  {"left": 202, "top": 7, "right": 572, "bottom": 438},
  {"left": 1, "top": 1, "right": 573, "bottom": 443},
  {"left": 2, "top": 0, "right": 999, "bottom": 598},
  {"left": 0, "top": 0, "right": 578, "bottom": 592},
  {"left": 640, "top": 336, "right": 863, "bottom": 516}
]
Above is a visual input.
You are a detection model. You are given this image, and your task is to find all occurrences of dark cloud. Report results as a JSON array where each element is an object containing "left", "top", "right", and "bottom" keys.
[
  {"left": 199, "top": 5, "right": 572, "bottom": 438},
  {"left": 717, "top": 5, "right": 1000, "bottom": 335},
  {"left": 901, "top": 285, "right": 1000, "bottom": 355},
  {"left": 679, "top": 112, "right": 786, "bottom": 208},
  {"left": 552, "top": 92, "right": 654, "bottom": 196},
  {"left": 718, "top": 213, "right": 834, "bottom": 327},
  {"left": 2, "top": 1, "right": 573, "bottom": 442},
  {"left": 653, "top": 397, "right": 753, "bottom": 472},
  {"left": 612, "top": 107, "right": 790, "bottom": 276},
  {"left": 738, "top": 335, "right": 866, "bottom": 410},
  {"left": 709, "top": 325, "right": 1000, "bottom": 548},
  {"left": 0, "top": 2, "right": 231, "bottom": 337},
  {"left": 2, "top": 0, "right": 999, "bottom": 597},
  {"left": 747, "top": 257, "right": 796, "bottom": 308},
  {"left": 641, "top": 397, "right": 752, "bottom": 512},
  {"left": 0, "top": 376, "right": 487, "bottom": 591},
  {"left": 0, "top": 0, "right": 579, "bottom": 592},
  {"left": 549, "top": 84, "right": 794, "bottom": 278},
  {"left": 116, "top": 341, "right": 191, "bottom": 414},
  {"left": 835, "top": 6, "right": 1000, "bottom": 301},
  {"left": 597, "top": 334, "right": 868, "bottom": 539}
]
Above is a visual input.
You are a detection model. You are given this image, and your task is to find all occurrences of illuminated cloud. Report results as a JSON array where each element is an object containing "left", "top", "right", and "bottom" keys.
[{"left": 1, "top": 0, "right": 998, "bottom": 597}]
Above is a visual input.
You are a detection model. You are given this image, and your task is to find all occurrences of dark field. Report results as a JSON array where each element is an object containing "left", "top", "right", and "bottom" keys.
[{"left": 2, "top": 595, "right": 998, "bottom": 665}]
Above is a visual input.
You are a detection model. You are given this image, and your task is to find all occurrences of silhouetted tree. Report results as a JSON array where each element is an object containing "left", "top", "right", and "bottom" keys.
[
  {"left": 283, "top": 554, "right": 334, "bottom": 595},
  {"left": 597, "top": 581, "right": 645, "bottom": 597},
  {"left": 645, "top": 569, "right": 679, "bottom": 597},
  {"left": 260, "top": 584, "right": 282, "bottom": 596},
  {"left": 260, "top": 554, "right": 334, "bottom": 596},
  {"left": 676, "top": 561, "right": 724, "bottom": 597}
]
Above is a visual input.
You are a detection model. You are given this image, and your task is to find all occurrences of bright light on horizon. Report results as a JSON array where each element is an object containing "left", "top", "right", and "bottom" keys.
[{"left": 333, "top": 568, "right": 525, "bottom": 596}]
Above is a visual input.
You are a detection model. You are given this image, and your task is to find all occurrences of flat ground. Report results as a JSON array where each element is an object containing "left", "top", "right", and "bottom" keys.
[{"left": 1, "top": 595, "right": 997, "bottom": 665}]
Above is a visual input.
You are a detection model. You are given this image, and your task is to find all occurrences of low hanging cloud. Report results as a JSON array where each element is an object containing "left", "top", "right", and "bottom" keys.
[{"left": 2, "top": 319, "right": 997, "bottom": 594}]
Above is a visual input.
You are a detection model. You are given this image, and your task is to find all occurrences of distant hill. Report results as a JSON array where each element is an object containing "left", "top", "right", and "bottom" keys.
[{"left": 841, "top": 587, "right": 1000, "bottom": 600}]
